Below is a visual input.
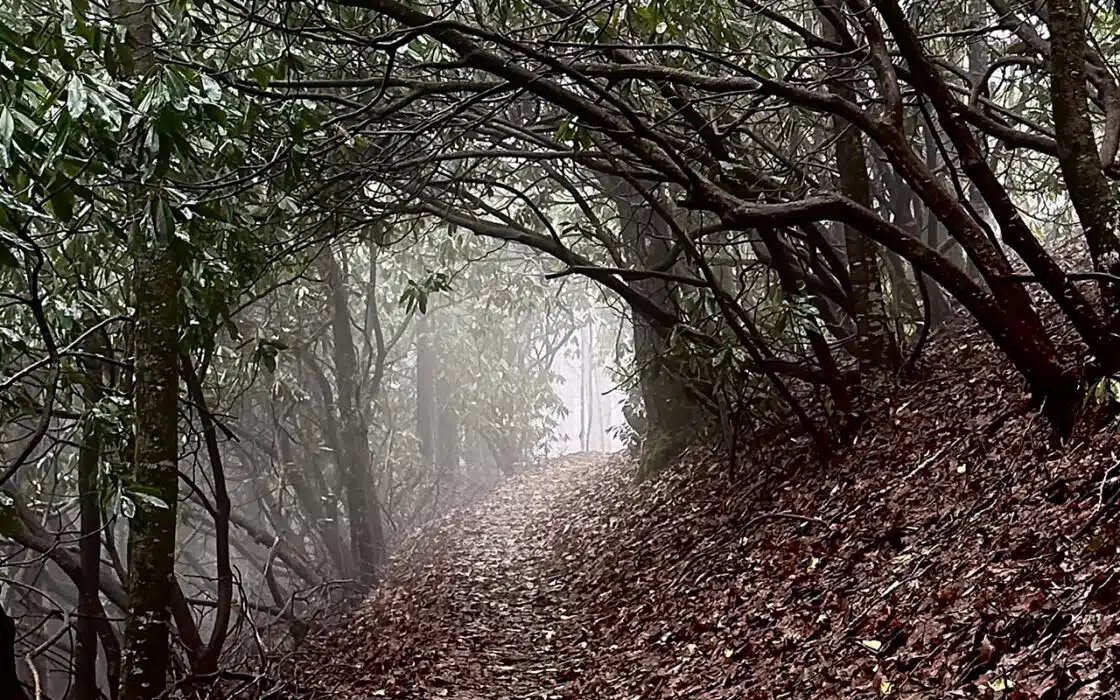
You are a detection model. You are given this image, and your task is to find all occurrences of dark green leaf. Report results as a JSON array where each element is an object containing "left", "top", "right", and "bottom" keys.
[
  {"left": 50, "top": 179, "right": 76, "bottom": 223},
  {"left": 152, "top": 195, "right": 175, "bottom": 243},
  {"left": 0, "top": 492, "right": 22, "bottom": 538},
  {"left": 0, "top": 106, "right": 12, "bottom": 168},
  {"left": 0, "top": 240, "right": 17, "bottom": 268},
  {"left": 67, "top": 74, "right": 87, "bottom": 118}
]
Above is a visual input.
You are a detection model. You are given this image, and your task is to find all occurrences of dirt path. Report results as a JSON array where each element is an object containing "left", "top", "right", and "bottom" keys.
[
  {"left": 299, "top": 330, "right": 1120, "bottom": 700},
  {"left": 300, "top": 452, "right": 620, "bottom": 699}
]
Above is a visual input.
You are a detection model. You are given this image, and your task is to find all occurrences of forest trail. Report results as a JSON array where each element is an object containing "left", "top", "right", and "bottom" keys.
[
  {"left": 297, "top": 321, "right": 1120, "bottom": 700},
  {"left": 298, "top": 452, "right": 623, "bottom": 699}
]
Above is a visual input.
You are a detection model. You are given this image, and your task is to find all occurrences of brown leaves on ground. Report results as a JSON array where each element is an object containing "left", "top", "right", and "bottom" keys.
[{"left": 292, "top": 322, "right": 1120, "bottom": 700}]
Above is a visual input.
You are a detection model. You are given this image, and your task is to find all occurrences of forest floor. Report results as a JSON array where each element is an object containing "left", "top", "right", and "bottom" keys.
[{"left": 294, "top": 318, "right": 1120, "bottom": 700}]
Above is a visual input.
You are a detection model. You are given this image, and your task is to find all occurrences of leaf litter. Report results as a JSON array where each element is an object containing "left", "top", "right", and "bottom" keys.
[{"left": 292, "top": 312, "right": 1120, "bottom": 699}]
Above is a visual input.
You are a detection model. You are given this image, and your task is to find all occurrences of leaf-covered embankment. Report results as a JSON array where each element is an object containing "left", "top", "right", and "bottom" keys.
[{"left": 295, "top": 319, "right": 1120, "bottom": 699}]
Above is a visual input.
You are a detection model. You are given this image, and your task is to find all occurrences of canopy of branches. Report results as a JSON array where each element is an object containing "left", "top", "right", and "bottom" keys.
[{"left": 2, "top": 0, "right": 1120, "bottom": 696}]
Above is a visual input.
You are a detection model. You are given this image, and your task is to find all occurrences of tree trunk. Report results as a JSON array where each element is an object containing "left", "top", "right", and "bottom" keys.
[
  {"left": 114, "top": 2, "right": 181, "bottom": 693},
  {"left": 277, "top": 429, "right": 347, "bottom": 575},
  {"left": 606, "top": 178, "right": 706, "bottom": 473},
  {"left": 0, "top": 602, "right": 28, "bottom": 700},
  {"left": 297, "top": 351, "right": 353, "bottom": 576},
  {"left": 180, "top": 356, "right": 233, "bottom": 675},
  {"left": 921, "top": 113, "right": 965, "bottom": 280},
  {"left": 965, "top": 0, "right": 994, "bottom": 282},
  {"left": 119, "top": 242, "right": 180, "bottom": 700},
  {"left": 323, "top": 248, "right": 384, "bottom": 579},
  {"left": 435, "top": 364, "right": 460, "bottom": 477},
  {"left": 879, "top": 162, "right": 952, "bottom": 329},
  {"left": 877, "top": 0, "right": 1110, "bottom": 390},
  {"left": 72, "top": 356, "right": 103, "bottom": 700},
  {"left": 753, "top": 227, "right": 852, "bottom": 424},
  {"left": 1046, "top": 0, "right": 1120, "bottom": 325},
  {"left": 582, "top": 324, "right": 593, "bottom": 451},
  {"left": 823, "top": 3, "right": 900, "bottom": 389},
  {"left": 415, "top": 313, "right": 436, "bottom": 466}
]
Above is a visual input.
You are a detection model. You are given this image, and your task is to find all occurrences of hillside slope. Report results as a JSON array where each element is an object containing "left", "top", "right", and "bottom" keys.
[{"left": 294, "top": 321, "right": 1120, "bottom": 700}]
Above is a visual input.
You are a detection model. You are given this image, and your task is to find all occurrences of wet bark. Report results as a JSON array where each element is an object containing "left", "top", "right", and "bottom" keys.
[
  {"left": 114, "top": 2, "right": 181, "bottom": 693},
  {"left": 877, "top": 0, "right": 1110, "bottom": 391},
  {"left": 606, "top": 178, "right": 706, "bottom": 473},
  {"left": 823, "top": 1, "right": 900, "bottom": 394},
  {"left": 119, "top": 242, "right": 181, "bottom": 700},
  {"left": 72, "top": 351, "right": 103, "bottom": 700},
  {"left": 1046, "top": 0, "right": 1120, "bottom": 329}
]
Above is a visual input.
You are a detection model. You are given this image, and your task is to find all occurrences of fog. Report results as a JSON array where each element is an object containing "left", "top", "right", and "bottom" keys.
[{"left": 550, "top": 324, "right": 626, "bottom": 456}]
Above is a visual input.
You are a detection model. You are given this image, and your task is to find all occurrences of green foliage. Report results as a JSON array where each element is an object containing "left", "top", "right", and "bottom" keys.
[
  {"left": 399, "top": 271, "right": 454, "bottom": 315},
  {"left": 1089, "top": 375, "right": 1120, "bottom": 405},
  {"left": 0, "top": 492, "right": 21, "bottom": 538}
]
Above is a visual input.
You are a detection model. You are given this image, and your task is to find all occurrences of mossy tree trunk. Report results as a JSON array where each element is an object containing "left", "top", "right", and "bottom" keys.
[{"left": 119, "top": 243, "right": 181, "bottom": 700}]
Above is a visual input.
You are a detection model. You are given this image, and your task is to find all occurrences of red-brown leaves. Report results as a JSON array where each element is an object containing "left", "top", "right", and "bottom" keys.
[{"left": 292, "top": 320, "right": 1120, "bottom": 699}]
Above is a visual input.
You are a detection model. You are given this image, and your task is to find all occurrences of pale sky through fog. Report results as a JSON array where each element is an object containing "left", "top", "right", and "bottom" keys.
[{"left": 551, "top": 327, "right": 624, "bottom": 455}]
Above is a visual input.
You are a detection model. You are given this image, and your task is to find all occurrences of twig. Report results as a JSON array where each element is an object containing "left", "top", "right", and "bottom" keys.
[
  {"left": 545, "top": 265, "right": 709, "bottom": 287},
  {"left": 0, "top": 314, "right": 128, "bottom": 395},
  {"left": 868, "top": 443, "right": 953, "bottom": 501},
  {"left": 1071, "top": 454, "right": 1120, "bottom": 541},
  {"left": 740, "top": 511, "right": 831, "bottom": 536},
  {"left": 24, "top": 654, "right": 41, "bottom": 700}
]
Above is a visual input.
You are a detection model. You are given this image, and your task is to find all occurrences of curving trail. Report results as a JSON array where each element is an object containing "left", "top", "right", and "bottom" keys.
[
  {"left": 300, "top": 452, "right": 625, "bottom": 700},
  {"left": 299, "top": 330, "right": 1120, "bottom": 700}
]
